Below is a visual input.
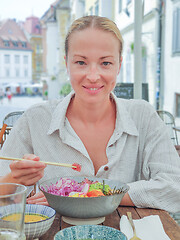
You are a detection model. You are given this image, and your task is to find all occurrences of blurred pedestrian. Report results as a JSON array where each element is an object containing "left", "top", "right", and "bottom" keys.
[{"left": 6, "top": 88, "right": 12, "bottom": 103}]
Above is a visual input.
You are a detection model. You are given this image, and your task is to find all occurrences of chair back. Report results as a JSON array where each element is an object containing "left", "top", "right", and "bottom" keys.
[
  {"left": 0, "top": 124, "right": 12, "bottom": 148},
  {"left": 157, "top": 110, "right": 179, "bottom": 145},
  {"left": 3, "top": 111, "right": 24, "bottom": 127},
  {"left": 0, "top": 123, "right": 7, "bottom": 148}
]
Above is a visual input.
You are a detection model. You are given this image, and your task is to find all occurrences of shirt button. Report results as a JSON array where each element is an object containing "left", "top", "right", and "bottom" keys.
[{"left": 104, "top": 166, "right": 109, "bottom": 171}]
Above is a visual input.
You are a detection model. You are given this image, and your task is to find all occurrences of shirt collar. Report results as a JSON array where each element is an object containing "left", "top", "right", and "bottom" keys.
[
  {"left": 47, "top": 91, "right": 75, "bottom": 139},
  {"left": 47, "top": 91, "right": 138, "bottom": 138},
  {"left": 111, "top": 92, "right": 139, "bottom": 136}
]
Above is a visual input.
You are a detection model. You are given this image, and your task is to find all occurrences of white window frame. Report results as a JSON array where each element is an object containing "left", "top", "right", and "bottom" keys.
[
  {"left": 172, "top": 7, "right": 180, "bottom": 54},
  {"left": 15, "top": 55, "right": 20, "bottom": 64},
  {"left": 4, "top": 55, "right": 10, "bottom": 64},
  {"left": 23, "top": 55, "right": 28, "bottom": 64}
]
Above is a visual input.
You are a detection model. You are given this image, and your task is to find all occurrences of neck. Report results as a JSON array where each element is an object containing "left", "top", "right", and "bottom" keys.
[{"left": 67, "top": 94, "right": 115, "bottom": 124}]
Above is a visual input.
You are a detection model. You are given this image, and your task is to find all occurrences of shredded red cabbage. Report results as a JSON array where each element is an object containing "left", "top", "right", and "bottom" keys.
[{"left": 44, "top": 178, "right": 93, "bottom": 196}]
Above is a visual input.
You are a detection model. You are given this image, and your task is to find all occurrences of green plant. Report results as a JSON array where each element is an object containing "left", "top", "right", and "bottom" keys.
[
  {"left": 51, "top": 75, "right": 56, "bottom": 81},
  {"left": 130, "top": 42, "right": 134, "bottom": 53},
  {"left": 60, "top": 83, "right": 72, "bottom": 96},
  {"left": 130, "top": 43, "right": 147, "bottom": 57}
]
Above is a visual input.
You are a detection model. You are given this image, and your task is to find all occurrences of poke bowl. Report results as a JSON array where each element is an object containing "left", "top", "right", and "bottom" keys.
[{"left": 39, "top": 176, "right": 129, "bottom": 225}]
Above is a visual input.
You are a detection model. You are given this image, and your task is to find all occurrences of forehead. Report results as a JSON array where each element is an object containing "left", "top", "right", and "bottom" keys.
[{"left": 68, "top": 28, "right": 120, "bottom": 54}]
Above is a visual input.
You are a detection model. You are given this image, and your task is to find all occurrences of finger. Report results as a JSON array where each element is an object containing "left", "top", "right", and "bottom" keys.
[
  {"left": 23, "top": 154, "right": 40, "bottom": 161},
  {"left": 12, "top": 172, "right": 44, "bottom": 186},
  {"left": 10, "top": 167, "right": 45, "bottom": 182},
  {"left": 26, "top": 196, "right": 46, "bottom": 203},
  {"left": 26, "top": 193, "right": 49, "bottom": 205},
  {"left": 10, "top": 165, "right": 45, "bottom": 176},
  {"left": 10, "top": 160, "right": 46, "bottom": 170},
  {"left": 27, "top": 191, "right": 45, "bottom": 201},
  {"left": 26, "top": 198, "right": 49, "bottom": 205}
]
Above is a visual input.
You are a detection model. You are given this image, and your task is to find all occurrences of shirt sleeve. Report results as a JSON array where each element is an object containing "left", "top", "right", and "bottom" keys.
[
  {"left": 128, "top": 103, "right": 180, "bottom": 213},
  {"left": 0, "top": 112, "right": 33, "bottom": 176}
]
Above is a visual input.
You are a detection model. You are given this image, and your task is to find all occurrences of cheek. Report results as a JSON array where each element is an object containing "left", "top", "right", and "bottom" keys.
[
  {"left": 105, "top": 71, "right": 118, "bottom": 81},
  {"left": 69, "top": 71, "right": 81, "bottom": 88}
]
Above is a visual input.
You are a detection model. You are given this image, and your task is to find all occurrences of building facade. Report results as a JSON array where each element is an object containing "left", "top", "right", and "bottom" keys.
[
  {"left": 0, "top": 19, "right": 32, "bottom": 94},
  {"left": 23, "top": 16, "right": 43, "bottom": 83},
  {"left": 163, "top": 0, "right": 180, "bottom": 119}
]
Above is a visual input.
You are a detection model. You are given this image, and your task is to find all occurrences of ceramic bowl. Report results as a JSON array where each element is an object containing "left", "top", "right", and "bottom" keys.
[
  {"left": 54, "top": 225, "right": 127, "bottom": 240},
  {"left": 24, "top": 204, "right": 56, "bottom": 239},
  {"left": 39, "top": 176, "right": 129, "bottom": 224}
]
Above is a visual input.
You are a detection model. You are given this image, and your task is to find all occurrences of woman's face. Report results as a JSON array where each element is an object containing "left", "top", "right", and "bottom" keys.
[{"left": 65, "top": 28, "right": 122, "bottom": 104}]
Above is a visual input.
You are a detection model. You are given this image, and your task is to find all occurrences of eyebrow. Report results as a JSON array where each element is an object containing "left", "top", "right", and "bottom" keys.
[
  {"left": 100, "top": 56, "right": 114, "bottom": 59},
  {"left": 73, "top": 55, "right": 114, "bottom": 59},
  {"left": 73, "top": 55, "right": 87, "bottom": 59}
]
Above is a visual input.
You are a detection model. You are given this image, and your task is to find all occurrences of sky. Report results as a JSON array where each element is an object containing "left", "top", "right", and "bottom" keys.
[{"left": 0, "top": 0, "right": 56, "bottom": 21}]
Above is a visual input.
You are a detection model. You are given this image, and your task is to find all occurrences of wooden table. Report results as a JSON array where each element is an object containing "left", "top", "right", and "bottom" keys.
[{"left": 40, "top": 206, "right": 180, "bottom": 239}]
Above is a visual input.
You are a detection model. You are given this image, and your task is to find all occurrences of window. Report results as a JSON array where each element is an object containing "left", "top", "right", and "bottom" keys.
[
  {"left": 4, "top": 55, "right": 10, "bottom": 64},
  {"left": 23, "top": 55, "right": 28, "bottom": 64},
  {"left": 126, "top": 0, "right": 132, "bottom": 5},
  {"left": 15, "top": 68, "right": 20, "bottom": 77},
  {"left": 12, "top": 41, "right": 18, "bottom": 47},
  {"left": 5, "top": 68, "right": 10, "bottom": 77},
  {"left": 119, "top": 0, "right": 122, "bottom": 13},
  {"left": 172, "top": 8, "right": 180, "bottom": 54},
  {"left": 36, "top": 44, "right": 41, "bottom": 54},
  {"left": 15, "top": 55, "right": 20, "bottom": 64},
  {"left": 95, "top": 1, "right": 99, "bottom": 15},
  {"left": 36, "top": 61, "right": 41, "bottom": 71},
  {"left": 24, "top": 69, "right": 28, "bottom": 77},
  {"left": 22, "top": 42, "right": 27, "bottom": 48},
  {"left": 176, "top": 93, "right": 180, "bottom": 117},
  {"left": 3, "top": 40, "right": 10, "bottom": 47}
]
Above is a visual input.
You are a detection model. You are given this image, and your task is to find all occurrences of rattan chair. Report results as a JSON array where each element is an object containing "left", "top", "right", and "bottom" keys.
[
  {"left": 0, "top": 123, "right": 7, "bottom": 148},
  {"left": 3, "top": 111, "right": 24, "bottom": 127},
  {"left": 0, "top": 124, "right": 12, "bottom": 149},
  {"left": 157, "top": 110, "right": 179, "bottom": 145},
  {"left": 1, "top": 111, "right": 24, "bottom": 148}
]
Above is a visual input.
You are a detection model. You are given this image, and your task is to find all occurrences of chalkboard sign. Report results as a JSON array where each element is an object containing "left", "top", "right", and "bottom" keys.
[{"left": 113, "top": 83, "right": 149, "bottom": 101}]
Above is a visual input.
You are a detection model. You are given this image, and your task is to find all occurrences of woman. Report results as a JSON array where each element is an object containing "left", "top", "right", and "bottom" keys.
[{"left": 0, "top": 16, "right": 180, "bottom": 212}]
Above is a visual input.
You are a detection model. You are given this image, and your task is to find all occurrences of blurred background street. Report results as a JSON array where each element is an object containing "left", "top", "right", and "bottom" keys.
[{"left": 0, "top": 95, "right": 44, "bottom": 126}]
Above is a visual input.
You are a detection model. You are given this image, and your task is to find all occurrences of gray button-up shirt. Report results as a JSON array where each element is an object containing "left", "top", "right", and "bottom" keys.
[{"left": 1, "top": 92, "right": 180, "bottom": 213}]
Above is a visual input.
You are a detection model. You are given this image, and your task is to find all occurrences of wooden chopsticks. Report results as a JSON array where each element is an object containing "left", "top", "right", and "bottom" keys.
[{"left": 0, "top": 156, "right": 77, "bottom": 169}]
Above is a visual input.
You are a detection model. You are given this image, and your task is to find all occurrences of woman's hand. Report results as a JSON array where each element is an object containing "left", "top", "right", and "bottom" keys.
[
  {"left": 26, "top": 191, "right": 49, "bottom": 206},
  {"left": 9, "top": 154, "right": 46, "bottom": 186}
]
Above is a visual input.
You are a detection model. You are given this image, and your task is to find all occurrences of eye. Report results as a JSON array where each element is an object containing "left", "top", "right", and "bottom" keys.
[
  {"left": 76, "top": 61, "right": 85, "bottom": 65},
  {"left": 102, "top": 62, "right": 111, "bottom": 66}
]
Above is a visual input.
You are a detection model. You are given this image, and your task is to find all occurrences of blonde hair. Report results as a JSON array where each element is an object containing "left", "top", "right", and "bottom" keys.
[{"left": 65, "top": 15, "right": 123, "bottom": 60}]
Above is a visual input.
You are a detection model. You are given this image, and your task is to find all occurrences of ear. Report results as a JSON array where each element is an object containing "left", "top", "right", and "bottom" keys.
[
  {"left": 64, "top": 55, "right": 69, "bottom": 74},
  {"left": 64, "top": 55, "right": 67, "bottom": 68},
  {"left": 117, "top": 56, "right": 123, "bottom": 75}
]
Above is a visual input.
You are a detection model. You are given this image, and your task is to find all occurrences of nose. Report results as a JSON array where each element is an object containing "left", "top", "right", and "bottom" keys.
[{"left": 86, "top": 64, "right": 100, "bottom": 82}]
